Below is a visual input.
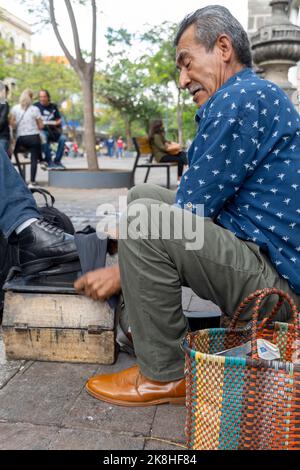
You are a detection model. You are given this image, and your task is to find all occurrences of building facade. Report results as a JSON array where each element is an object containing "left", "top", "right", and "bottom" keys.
[
  {"left": 0, "top": 7, "right": 32, "bottom": 62},
  {"left": 248, "top": 0, "right": 300, "bottom": 33},
  {"left": 248, "top": 0, "right": 272, "bottom": 35}
]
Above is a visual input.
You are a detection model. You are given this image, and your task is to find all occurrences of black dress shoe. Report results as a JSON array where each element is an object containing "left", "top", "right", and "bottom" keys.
[{"left": 14, "top": 220, "right": 79, "bottom": 275}]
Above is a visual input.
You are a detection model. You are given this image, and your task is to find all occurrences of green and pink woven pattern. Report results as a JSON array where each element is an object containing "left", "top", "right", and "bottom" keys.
[{"left": 184, "top": 288, "right": 300, "bottom": 450}]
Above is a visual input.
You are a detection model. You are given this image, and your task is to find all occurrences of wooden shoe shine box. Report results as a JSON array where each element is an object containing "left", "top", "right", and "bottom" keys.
[{"left": 2, "top": 280, "right": 116, "bottom": 365}]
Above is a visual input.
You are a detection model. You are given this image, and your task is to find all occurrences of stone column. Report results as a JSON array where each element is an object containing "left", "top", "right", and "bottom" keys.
[{"left": 251, "top": 0, "right": 300, "bottom": 98}]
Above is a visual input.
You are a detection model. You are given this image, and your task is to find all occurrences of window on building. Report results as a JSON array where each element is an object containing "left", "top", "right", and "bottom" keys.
[
  {"left": 21, "top": 43, "right": 26, "bottom": 63},
  {"left": 9, "top": 37, "right": 15, "bottom": 64},
  {"left": 248, "top": 16, "right": 255, "bottom": 31}
]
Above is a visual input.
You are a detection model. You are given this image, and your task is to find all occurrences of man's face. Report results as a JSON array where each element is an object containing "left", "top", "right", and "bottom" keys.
[
  {"left": 39, "top": 91, "right": 49, "bottom": 106},
  {"left": 176, "top": 24, "right": 226, "bottom": 108}
]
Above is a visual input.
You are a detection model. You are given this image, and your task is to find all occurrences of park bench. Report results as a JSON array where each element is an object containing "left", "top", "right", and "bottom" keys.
[{"left": 132, "top": 137, "right": 177, "bottom": 189}]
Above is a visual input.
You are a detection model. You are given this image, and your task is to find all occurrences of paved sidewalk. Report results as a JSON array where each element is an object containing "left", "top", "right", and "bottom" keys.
[
  {"left": 0, "top": 343, "right": 187, "bottom": 450},
  {"left": 0, "top": 157, "right": 221, "bottom": 450}
]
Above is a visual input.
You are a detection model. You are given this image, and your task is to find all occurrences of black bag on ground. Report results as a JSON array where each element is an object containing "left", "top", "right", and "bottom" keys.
[{"left": 30, "top": 188, "right": 75, "bottom": 235}]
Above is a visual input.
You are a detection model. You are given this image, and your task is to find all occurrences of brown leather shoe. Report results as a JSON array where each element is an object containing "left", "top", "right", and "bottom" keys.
[{"left": 86, "top": 365, "right": 186, "bottom": 407}]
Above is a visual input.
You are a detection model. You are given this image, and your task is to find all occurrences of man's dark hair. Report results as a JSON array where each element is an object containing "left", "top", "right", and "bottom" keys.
[
  {"left": 174, "top": 5, "right": 252, "bottom": 68},
  {"left": 40, "top": 89, "right": 51, "bottom": 101}
]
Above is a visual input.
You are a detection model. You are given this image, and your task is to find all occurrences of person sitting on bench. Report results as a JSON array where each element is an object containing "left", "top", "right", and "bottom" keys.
[
  {"left": 149, "top": 119, "right": 188, "bottom": 184},
  {"left": 35, "top": 90, "right": 67, "bottom": 171}
]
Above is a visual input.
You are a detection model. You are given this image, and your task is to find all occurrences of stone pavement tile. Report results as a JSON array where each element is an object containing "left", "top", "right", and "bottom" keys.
[
  {"left": 0, "top": 362, "right": 98, "bottom": 426},
  {"left": 0, "top": 422, "right": 58, "bottom": 450},
  {"left": 0, "top": 332, "right": 26, "bottom": 389},
  {"left": 49, "top": 428, "right": 145, "bottom": 450},
  {"left": 150, "top": 405, "right": 187, "bottom": 444},
  {"left": 63, "top": 393, "right": 155, "bottom": 437},
  {"left": 63, "top": 353, "right": 155, "bottom": 436},
  {"left": 144, "top": 439, "right": 187, "bottom": 451}
]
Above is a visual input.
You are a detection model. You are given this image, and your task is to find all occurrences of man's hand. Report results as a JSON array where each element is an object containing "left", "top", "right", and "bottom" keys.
[{"left": 74, "top": 265, "right": 121, "bottom": 302}]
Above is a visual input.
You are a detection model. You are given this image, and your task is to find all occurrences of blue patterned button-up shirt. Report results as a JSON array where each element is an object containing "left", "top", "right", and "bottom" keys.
[{"left": 176, "top": 68, "right": 300, "bottom": 294}]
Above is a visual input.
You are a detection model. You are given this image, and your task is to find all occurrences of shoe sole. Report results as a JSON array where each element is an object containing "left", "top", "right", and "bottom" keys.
[
  {"left": 20, "top": 253, "right": 79, "bottom": 276},
  {"left": 48, "top": 167, "right": 65, "bottom": 171},
  {"left": 86, "top": 384, "right": 186, "bottom": 407}
]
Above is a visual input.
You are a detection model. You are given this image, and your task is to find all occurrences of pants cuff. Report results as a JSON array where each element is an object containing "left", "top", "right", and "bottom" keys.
[
  {"left": 4, "top": 212, "right": 42, "bottom": 238},
  {"left": 138, "top": 361, "right": 185, "bottom": 383}
]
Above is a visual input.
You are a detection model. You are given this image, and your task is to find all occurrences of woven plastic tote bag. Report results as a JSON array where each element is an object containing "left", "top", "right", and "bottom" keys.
[{"left": 183, "top": 288, "right": 300, "bottom": 450}]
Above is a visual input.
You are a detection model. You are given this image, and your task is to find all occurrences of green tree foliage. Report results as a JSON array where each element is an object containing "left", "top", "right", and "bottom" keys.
[
  {"left": 97, "top": 23, "right": 196, "bottom": 147},
  {"left": 9, "top": 57, "right": 80, "bottom": 109},
  {"left": 95, "top": 28, "right": 164, "bottom": 147},
  {"left": 140, "top": 22, "right": 194, "bottom": 145},
  {"left": 0, "top": 37, "right": 19, "bottom": 79}
]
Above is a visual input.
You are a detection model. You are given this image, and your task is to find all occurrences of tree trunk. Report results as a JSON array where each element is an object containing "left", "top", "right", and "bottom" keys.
[
  {"left": 81, "top": 73, "right": 98, "bottom": 170},
  {"left": 124, "top": 116, "right": 132, "bottom": 150},
  {"left": 177, "top": 88, "right": 184, "bottom": 146}
]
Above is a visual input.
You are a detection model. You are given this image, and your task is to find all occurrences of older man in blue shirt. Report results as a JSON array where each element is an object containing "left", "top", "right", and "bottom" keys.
[{"left": 80, "top": 6, "right": 300, "bottom": 408}]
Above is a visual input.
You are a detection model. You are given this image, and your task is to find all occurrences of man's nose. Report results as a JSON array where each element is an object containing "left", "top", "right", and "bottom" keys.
[{"left": 179, "top": 69, "right": 191, "bottom": 90}]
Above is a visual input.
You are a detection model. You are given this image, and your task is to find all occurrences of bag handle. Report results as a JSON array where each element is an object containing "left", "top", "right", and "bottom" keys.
[
  {"left": 230, "top": 288, "right": 300, "bottom": 359},
  {"left": 30, "top": 187, "right": 55, "bottom": 207}
]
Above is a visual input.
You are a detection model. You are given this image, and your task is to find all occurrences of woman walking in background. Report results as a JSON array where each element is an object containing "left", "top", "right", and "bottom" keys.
[
  {"left": 149, "top": 119, "right": 188, "bottom": 185},
  {"left": 10, "top": 89, "right": 44, "bottom": 188}
]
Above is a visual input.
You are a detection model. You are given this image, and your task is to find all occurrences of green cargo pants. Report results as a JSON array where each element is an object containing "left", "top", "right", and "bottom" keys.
[{"left": 118, "top": 184, "right": 300, "bottom": 382}]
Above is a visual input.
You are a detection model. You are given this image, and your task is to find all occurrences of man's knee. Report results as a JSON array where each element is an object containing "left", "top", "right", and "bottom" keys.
[
  {"left": 127, "top": 184, "right": 159, "bottom": 205},
  {"left": 120, "top": 197, "right": 160, "bottom": 244}
]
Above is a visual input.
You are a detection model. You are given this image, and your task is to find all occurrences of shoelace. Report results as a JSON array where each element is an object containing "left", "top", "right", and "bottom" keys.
[{"left": 37, "top": 220, "right": 65, "bottom": 236}]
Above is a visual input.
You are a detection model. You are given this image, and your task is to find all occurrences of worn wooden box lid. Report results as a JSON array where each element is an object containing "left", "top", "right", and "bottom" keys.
[{"left": 2, "top": 292, "right": 115, "bottom": 331}]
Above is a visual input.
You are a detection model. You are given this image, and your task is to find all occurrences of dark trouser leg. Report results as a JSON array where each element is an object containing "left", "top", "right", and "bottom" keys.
[
  {"left": 17, "top": 135, "right": 42, "bottom": 183},
  {"left": 0, "top": 147, "right": 40, "bottom": 237},
  {"left": 0, "top": 139, "right": 9, "bottom": 155},
  {"left": 160, "top": 152, "right": 188, "bottom": 178},
  {"left": 41, "top": 131, "right": 52, "bottom": 164},
  {"left": 31, "top": 136, "right": 42, "bottom": 182}
]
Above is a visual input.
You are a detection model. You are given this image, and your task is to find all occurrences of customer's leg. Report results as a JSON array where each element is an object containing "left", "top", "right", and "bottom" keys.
[
  {"left": 0, "top": 147, "right": 40, "bottom": 237},
  {"left": 119, "top": 198, "right": 299, "bottom": 382},
  {"left": 0, "top": 139, "right": 9, "bottom": 155},
  {"left": 54, "top": 134, "right": 67, "bottom": 163},
  {"left": 28, "top": 136, "right": 42, "bottom": 183}
]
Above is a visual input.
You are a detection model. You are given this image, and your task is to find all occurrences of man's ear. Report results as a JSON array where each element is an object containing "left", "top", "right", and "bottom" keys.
[{"left": 215, "top": 34, "right": 234, "bottom": 63}]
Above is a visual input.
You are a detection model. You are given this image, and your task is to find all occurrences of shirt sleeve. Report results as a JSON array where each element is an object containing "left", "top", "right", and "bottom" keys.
[
  {"left": 53, "top": 105, "right": 61, "bottom": 120},
  {"left": 33, "top": 106, "right": 42, "bottom": 119},
  {"left": 176, "top": 112, "right": 259, "bottom": 218},
  {"left": 10, "top": 105, "right": 17, "bottom": 119}
]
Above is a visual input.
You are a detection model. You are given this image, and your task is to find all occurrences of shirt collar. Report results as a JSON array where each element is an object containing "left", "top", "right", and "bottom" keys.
[{"left": 195, "top": 67, "right": 255, "bottom": 121}]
